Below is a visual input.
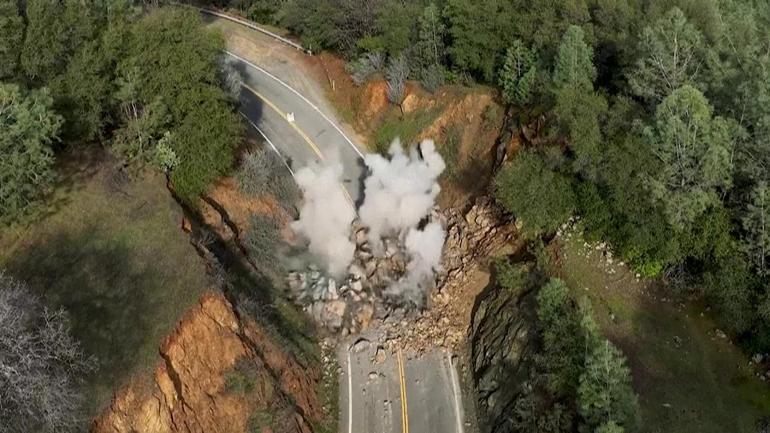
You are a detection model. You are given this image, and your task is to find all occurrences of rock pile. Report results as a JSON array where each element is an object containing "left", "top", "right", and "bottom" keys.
[
  {"left": 289, "top": 196, "right": 518, "bottom": 352},
  {"left": 287, "top": 216, "right": 429, "bottom": 335},
  {"left": 374, "top": 196, "right": 520, "bottom": 352}
]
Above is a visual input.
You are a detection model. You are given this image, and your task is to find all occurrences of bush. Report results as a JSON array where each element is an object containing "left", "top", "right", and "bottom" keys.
[
  {"left": 224, "top": 358, "right": 259, "bottom": 394},
  {"left": 347, "top": 51, "right": 384, "bottom": 86},
  {"left": 494, "top": 150, "right": 576, "bottom": 236},
  {"left": 244, "top": 214, "right": 283, "bottom": 268},
  {"left": 237, "top": 147, "right": 299, "bottom": 208}
]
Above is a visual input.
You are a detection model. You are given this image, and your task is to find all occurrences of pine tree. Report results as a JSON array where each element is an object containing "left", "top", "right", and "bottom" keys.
[
  {"left": 0, "top": 84, "right": 63, "bottom": 223},
  {"left": 552, "top": 25, "right": 596, "bottom": 92},
  {"left": 645, "top": 85, "right": 735, "bottom": 230},
  {"left": 742, "top": 182, "right": 770, "bottom": 276},
  {"left": 499, "top": 39, "right": 538, "bottom": 106},
  {"left": 628, "top": 8, "right": 704, "bottom": 102},
  {"left": 551, "top": 25, "right": 606, "bottom": 178},
  {"left": 578, "top": 340, "right": 639, "bottom": 431}
]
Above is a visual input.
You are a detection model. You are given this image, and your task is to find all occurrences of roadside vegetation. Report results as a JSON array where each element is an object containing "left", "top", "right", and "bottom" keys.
[
  {"left": 484, "top": 259, "right": 639, "bottom": 432},
  {"left": 0, "top": 158, "right": 211, "bottom": 426},
  {"left": 0, "top": 2, "right": 243, "bottom": 431}
]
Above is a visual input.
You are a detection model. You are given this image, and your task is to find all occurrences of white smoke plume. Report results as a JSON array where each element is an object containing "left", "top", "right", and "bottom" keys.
[
  {"left": 359, "top": 139, "right": 445, "bottom": 249},
  {"left": 291, "top": 160, "right": 356, "bottom": 277},
  {"left": 389, "top": 221, "right": 446, "bottom": 305},
  {"left": 291, "top": 138, "right": 447, "bottom": 307}
]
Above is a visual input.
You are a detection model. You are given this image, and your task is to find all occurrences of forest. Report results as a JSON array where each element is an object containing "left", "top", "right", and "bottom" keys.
[
  {"left": 213, "top": 0, "right": 770, "bottom": 356},
  {"left": 2, "top": 0, "right": 770, "bottom": 432}
]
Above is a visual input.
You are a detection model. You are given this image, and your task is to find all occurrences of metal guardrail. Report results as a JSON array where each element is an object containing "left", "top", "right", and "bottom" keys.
[{"left": 173, "top": 3, "right": 312, "bottom": 55}]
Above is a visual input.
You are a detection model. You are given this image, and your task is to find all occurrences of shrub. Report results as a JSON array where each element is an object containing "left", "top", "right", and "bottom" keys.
[
  {"left": 237, "top": 147, "right": 299, "bottom": 208},
  {"left": 244, "top": 214, "right": 283, "bottom": 269},
  {"left": 494, "top": 150, "right": 576, "bottom": 236}
]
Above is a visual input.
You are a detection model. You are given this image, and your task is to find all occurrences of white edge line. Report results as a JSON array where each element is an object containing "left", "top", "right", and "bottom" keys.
[
  {"left": 446, "top": 352, "right": 465, "bottom": 433},
  {"left": 347, "top": 349, "right": 353, "bottom": 433},
  {"left": 239, "top": 111, "right": 295, "bottom": 177},
  {"left": 225, "top": 50, "right": 366, "bottom": 159}
]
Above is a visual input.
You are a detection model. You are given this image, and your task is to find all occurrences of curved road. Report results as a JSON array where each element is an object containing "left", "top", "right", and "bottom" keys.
[{"left": 205, "top": 12, "right": 467, "bottom": 433}]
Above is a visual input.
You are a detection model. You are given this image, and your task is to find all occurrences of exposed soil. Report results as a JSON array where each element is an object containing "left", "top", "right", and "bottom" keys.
[
  {"left": 92, "top": 292, "right": 322, "bottom": 433},
  {"left": 301, "top": 52, "right": 505, "bottom": 208}
]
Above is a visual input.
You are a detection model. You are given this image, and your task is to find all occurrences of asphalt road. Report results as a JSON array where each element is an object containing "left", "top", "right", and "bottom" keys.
[
  {"left": 207, "top": 12, "right": 467, "bottom": 433},
  {"left": 227, "top": 52, "right": 365, "bottom": 205},
  {"left": 341, "top": 341, "right": 466, "bottom": 433}
]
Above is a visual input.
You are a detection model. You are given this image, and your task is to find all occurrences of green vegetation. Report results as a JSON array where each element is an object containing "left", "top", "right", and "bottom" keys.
[
  {"left": 494, "top": 260, "right": 639, "bottom": 432},
  {"left": 374, "top": 107, "right": 442, "bottom": 154},
  {"left": 237, "top": 147, "right": 299, "bottom": 210},
  {"left": 494, "top": 150, "right": 576, "bottom": 236},
  {"left": 551, "top": 232, "right": 770, "bottom": 433},
  {"left": 0, "top": 84, "right": 63, "bottom": 223},
  {"left": 244, "top": 214, "right": 284, "bottom": 269},
  {"left": 0, "top": 162, "right": 210, "bottom": 419},
  {"left": 224, "top": 358, "right": 261, "bottom": 394},
  {"left": 1, "top": 3, "right": 242, "bottom": 218}
]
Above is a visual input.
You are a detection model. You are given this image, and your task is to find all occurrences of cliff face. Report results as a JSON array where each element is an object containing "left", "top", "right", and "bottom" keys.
[
  {"left": 92, "top": 293, "right": 321, "bottom": 433},
  {"left": 470, "top": 280, "right": 537, "bottom": 433}
]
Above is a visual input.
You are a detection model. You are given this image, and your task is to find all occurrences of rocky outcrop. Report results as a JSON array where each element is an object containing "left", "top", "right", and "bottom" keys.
[
  {"left": 92, "top": 293, "right": 321, "bottom": 433},
  {"left": 470, "top": 273, "right": 537, "bottom": 433}
]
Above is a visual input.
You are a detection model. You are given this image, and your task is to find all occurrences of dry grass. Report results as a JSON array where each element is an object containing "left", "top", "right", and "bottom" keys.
[
  {"left": 548, "top": 230, "right": 770, "bottom": 433},
  {"left": 0, "top": 152, "right": 210, "bottom": 419}
]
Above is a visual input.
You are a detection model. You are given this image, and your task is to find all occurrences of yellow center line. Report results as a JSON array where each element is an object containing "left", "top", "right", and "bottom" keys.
[
  {"left": 240, "top": 82, "right": 356, "bottom": 208},
  {"left": 397, "top": 349, "right": 409, "bottom": 433},
  {"left": 241, "top": 83, "right": 324, "bottom": 159}
]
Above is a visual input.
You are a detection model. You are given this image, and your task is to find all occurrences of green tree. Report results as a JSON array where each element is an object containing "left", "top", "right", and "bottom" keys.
[
  {"left": 0, "top": 0, "right": 23, "bottom": 79},
  {"left": 552, "top": 25, "right": 596, "bottom": 91},
  {"left": 499, "top": 40, "right": 539, "bottom": 106},
  {"left": 742, "top": 183, "right": 770, "bottom": 276},
  {"left": 495, "top": 150, "right": 576, "bottom": 236},
  {"left": 415, "top": 2, "right": 446, "bottom": 92},
  {"left": 20, "top": 0, "right": 99, "bottom": 85},
  {"left": 58, "top": 41, "right": 113, "bottom": 142},
  {"left": 578, "top": 340, "right": 639, "bottom": 431},
  {"left": 628, "top": 8, "right": 704, "bottom": 102},
  {"left": 506, "top": 0, "right": 593, "bottom": 59},
  {"left": 645, "top": 85, "right": 734, "bottom": 230},
  {"left": 0, "top": 84, "right": 63, "bottom": 223},
  {"left": 536, "top": 278, "right": 585, "bottom": 396},
  {"left": 552, "top": 25, "right": 606, "bottom": 177},
  {"left": 373, "top": 0, "right": 419, "bottom": 57},
  {"left": 121, "top": 9, "right": 242, "bottom": 201},
  {"left": 443, "top": 0, "right": 514, "bottom": 81},
  {"left": 596, "top": 420, "right": 625, "bottom": 433}
]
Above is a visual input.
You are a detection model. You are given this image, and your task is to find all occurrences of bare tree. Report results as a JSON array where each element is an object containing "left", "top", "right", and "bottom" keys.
[
  {"left": 386, "top": 53, "right": 410, "bottom": 108},
  {"left": 348, "top": 51, "right": 385, "bottom": 85},
  {"left": 0, "top": 272, "right": 95, "bottom": 433}
]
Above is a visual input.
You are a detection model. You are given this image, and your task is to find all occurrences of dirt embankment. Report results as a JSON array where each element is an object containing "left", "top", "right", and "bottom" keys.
[
  {"left": 92, "top": 292, "right": 321, "bottom": 433},
  {"left": 305, "top": 53, "right": 507, "bottom": 206}
]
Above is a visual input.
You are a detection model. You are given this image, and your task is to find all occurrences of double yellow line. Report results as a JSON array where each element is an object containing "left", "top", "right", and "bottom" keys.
[
  {"left": 397, "top": 349, "right": 409, "bottom": 433},
  {"left": 240, "top": 82, "right": 356, "bottom": 207}
]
